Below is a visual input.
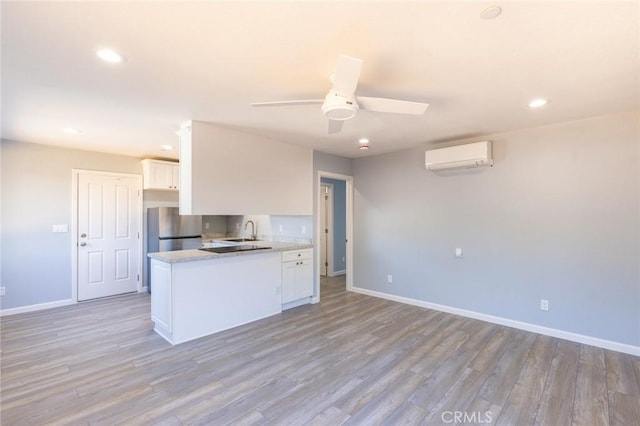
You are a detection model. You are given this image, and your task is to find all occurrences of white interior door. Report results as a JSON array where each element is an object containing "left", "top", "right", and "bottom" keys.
[
  {"left": 320, "top": 184, "right": 333, "bottom": 277},
  {"left": 77, "top": 172, "right": 141, "bottom": 301}
]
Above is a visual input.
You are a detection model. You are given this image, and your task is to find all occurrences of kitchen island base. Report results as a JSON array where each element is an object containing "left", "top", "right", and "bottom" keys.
[{"left": 151, "top": 252, "right": 282, "bottom": 345}]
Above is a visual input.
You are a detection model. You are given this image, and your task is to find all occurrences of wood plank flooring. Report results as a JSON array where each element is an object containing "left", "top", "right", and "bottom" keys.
[{"left": 1, "top": 275, "right": 638, "bottom": 425}]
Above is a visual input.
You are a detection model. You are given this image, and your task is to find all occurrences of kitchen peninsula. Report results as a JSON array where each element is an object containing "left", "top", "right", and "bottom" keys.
[{"left": 148, "top": 241, "right": 313, "bottom": 345}]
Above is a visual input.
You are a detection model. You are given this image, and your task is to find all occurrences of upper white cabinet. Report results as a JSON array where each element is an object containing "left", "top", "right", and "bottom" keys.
[
  {"left": 178, "top": 121, "right": 313, "bottom": 215},
  {"left": 141, "top": 159, "right": 179, "bottom": 191}
]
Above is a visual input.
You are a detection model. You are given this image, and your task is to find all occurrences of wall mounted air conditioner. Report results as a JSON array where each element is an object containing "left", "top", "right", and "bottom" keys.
[{"left": 425, "top": 141, "right": 493, "bottom": 171}]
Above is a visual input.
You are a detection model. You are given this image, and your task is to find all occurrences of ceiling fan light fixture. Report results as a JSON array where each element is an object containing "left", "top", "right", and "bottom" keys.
[
  {"left": 321, "top": 91, "right": 359, "bottom": 120},
  {"left": 251, "top": 55, "right": 429, "bottom": 134},
  {"left": 323, "top": 105, "right": 358, "bottom": 120}
]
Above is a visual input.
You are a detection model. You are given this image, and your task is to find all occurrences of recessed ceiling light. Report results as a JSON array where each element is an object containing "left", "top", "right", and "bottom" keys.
[
  {"left": 63, "top": 127, "right": 81, "bottom": 135},
  {"left": 481, "top": 5, "right": 502, "bottom": 19},
  {"left": 160, "top": 145, "right": 174, "bottom": 151},
  {"left": 96, "top": 49, "right": 124, "bottom": 63},
  {"left": 358, "top": 138, "right": 369, "bottom": 145},
  {"left": 528, "top": 98, "right": 549, "bottom": 108}
]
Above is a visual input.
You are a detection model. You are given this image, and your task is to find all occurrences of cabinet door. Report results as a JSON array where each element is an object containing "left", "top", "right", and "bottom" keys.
[
  {"left": 150, "top": 260, "right": 172, "bottom": 332},
  {"left": 293, "top": 259, "right": 313, "bottom": 299},
  {"left": 282, "top": 259, "right": 313, "bottom": 303},
  {"left": 282, "top": 261, "right": 297, "bottom": 303},
  {"left": 171, "top": 164, "right": 180, "bottom": 190},
  {"left": 144, "top": 161, "right": 178, "bottom": 190}
]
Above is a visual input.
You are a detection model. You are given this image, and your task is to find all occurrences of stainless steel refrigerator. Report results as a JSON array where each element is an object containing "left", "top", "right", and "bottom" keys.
[{"left": 147, "top": 207, "right": 202, "bottom": 291}]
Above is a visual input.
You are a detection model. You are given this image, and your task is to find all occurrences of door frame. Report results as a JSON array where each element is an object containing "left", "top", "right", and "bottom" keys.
[
  {"left": 71, "top": 169, "right": 144, "bottom": 302},
  {"left": 319, "top": 182, "right": 334, "bottom": 277},
  {"left": 316, "top": 171, "right": 353, "bottom": 301}
]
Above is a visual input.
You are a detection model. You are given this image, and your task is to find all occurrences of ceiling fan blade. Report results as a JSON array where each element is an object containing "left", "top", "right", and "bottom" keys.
[
  {"left": 251, "top": 100, "right": 324, "bottom": 107},
  {"left": 328, "top": 119, "right": 344, "bottom": 134},
  {"left": 357, "top": 96, "right": 429, "bottom": 115},
  {"left": 332, "top": 55, "right": 363, "bottom": 95}
]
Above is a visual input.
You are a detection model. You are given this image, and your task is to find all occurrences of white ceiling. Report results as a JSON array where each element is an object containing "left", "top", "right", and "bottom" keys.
[{"left": 1, "top": 1, "right": 638, "bottom": 159}]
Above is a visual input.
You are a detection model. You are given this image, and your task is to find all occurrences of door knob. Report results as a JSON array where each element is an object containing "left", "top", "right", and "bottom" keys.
[
  {"left": 80, "top": 242, "right": 87, "bottom": 246},
  {"left": 80, "top": 233, "right": 87, "bottom": 238}
]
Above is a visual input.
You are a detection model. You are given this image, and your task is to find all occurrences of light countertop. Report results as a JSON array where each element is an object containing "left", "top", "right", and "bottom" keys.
[{"left": 148, "top": 240, "right": 313, "bottom": 264}]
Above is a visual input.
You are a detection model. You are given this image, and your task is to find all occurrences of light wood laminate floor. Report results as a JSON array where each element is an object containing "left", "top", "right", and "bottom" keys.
[{"left": 1, "top": 276, "right": 639, "bottom": 425}]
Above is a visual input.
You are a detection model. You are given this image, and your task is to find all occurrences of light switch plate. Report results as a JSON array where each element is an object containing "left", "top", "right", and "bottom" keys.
[{"left": 52, "top": 224, "right": 69, "bottom": 233}]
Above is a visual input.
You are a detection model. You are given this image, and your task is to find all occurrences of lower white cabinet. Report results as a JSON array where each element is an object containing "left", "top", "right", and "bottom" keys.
[{"left": 281, "top": 249, "right": 313, "bottom": 303}]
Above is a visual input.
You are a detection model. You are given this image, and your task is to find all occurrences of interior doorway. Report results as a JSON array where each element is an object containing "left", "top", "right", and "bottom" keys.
[
  {"left": 317, "top": 172, "right": 353, "bottom": 300},
  {"left": 319, "top": 183, "right": 334, "bottom": 276}
]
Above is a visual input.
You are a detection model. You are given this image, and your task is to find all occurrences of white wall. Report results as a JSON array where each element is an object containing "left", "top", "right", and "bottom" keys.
[
  {"left": 180, "top": 121, "right": 313, "bottom": 215},
  {"left": 352, "top": 111, "right": 640, "bottom": 348}
]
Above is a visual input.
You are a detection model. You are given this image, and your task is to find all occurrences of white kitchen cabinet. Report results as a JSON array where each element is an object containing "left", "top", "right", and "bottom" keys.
[
  {"left": 141, "top": 159, "right": 179, "bottom": 190},
  {"left": 281, "top": 249, "right": 313, "bottom": 304},
  {"left": 178, "top": 120, "right": 312, "bottom": 215}
]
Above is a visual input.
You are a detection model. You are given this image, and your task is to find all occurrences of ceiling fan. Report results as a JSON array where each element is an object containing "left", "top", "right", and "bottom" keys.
[{"left": 251, "top": 55, "right": 429, "bottom": 134}]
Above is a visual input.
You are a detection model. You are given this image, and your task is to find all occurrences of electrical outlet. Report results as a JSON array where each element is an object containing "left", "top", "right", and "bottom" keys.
[
  {"left": 0, "top": 287, "right": 5, "bottom": 296},
  {"left": 342, "top": 256, "right": 345, "bottom": 262},
  {"left": 279, "top": 224, "right": 283, "bottom": 232},
  {"left": 204, "top": 222, "right": 210, "bottom": 230},
  {"left": 387, "top": 275, "right": 393, "bottom": 284},
  {"left": 301, "top": 225, "right": 306, "bottom": 234},
  {"left": 540, "top": 299, "right": 549, "bottom": 311}
]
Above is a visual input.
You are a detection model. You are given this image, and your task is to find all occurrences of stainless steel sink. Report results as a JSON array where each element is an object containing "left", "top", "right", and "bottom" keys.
[{"left": 199, "top": 245, "right": 270, "bottom": 254}]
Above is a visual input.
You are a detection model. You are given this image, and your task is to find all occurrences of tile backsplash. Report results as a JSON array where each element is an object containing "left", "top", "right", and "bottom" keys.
[{"left": 202, "top": 215, "right": 312, "bottom": 244}]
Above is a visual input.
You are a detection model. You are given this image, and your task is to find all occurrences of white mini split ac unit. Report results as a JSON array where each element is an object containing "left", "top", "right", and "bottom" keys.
[{"left": 425, "top": 141, "right": 493, "bottom": 171}]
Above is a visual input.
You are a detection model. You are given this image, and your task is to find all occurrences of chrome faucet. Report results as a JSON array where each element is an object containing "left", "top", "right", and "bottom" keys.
[{"left": 244, "top": 220, "right": 256, "bottom": 240}]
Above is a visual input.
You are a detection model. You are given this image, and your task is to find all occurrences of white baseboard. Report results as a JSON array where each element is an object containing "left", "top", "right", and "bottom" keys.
[
  {"left": 282, "top": 297, "right": 313, "bottom": 311},
  {"left": 329, "top": 270, "right": 346, "bottom": 277},
  {"left": 351, "top": 286, "right": 640, "bottom": 357},
  {"left": 0, "top": 299, "right": 75, "bottom": 317}
]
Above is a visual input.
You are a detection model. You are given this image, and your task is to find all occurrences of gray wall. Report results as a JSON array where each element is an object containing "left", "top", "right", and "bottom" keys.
[
  {"left": 352, "top": 111, "right": 640, "bottom": 346},
  {"left": 0, "top": 140, "right": 166, "bottom": 309},
  {"left": 321, "top": 177, "right": 347, "bottom": 274}
]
